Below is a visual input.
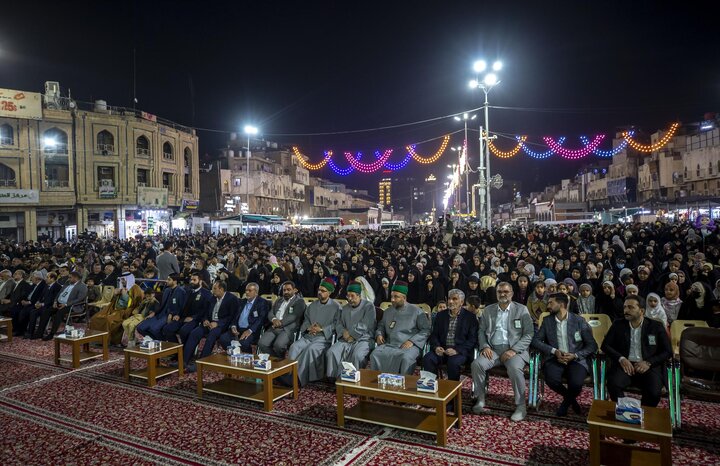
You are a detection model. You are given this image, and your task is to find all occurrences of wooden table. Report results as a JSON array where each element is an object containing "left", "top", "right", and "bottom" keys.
[
  {"left": 336, "top": 369, "right": 462, "bottom": 446},
  {"left": 54, "top": 329, "right": 109, "bottom": 368},
  {"left": 587, "top": 399, "right": 672, "bottom": 466},
  {"left": 0, "top": 317, "right": 11, "bottom": 342},
  {"left": 196, "top": 354, "right": 298, "bottom": 411},
  {"left": 124, "top": 342, "right": 184, "bottom": 387}
]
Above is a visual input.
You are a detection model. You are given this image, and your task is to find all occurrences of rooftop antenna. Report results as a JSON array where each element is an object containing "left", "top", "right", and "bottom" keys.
[{"left": 132, "top": 48, "right": 138, "bottom": 109}]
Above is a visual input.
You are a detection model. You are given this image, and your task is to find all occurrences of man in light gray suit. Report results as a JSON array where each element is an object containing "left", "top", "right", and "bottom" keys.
[
  {"left": 258, "top": 281, "right": 307, "bottom": 357},
  {"left": 39, "top": 271, "right": 88, "bottom": 340},
  {"left": 531, "top": 293, "right": 597, "bottom": 416},
  {"left": 472, "top": 281, "right": 534, "bottom": 421},
  {"left": 156, "top": 243, "right": 180, "bottom": 281}
]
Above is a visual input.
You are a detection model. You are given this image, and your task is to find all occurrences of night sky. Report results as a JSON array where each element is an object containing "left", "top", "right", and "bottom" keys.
[{"left": 3, "top": 0, "right": 719, "bottom": 196}]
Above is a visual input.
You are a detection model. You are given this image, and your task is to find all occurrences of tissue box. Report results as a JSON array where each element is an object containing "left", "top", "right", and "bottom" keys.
[
  {"left": 230, "top": 353, "right": 254, "bottom": 367},
  {"left": 615, "top": 403, "right": 643, "bottom": 425},
  {"left": 341, "top": 368, "right": 360, "bottom": 382},
  {"left": 378, "top": 373, "right": 405, "bottom": 390},
  {"left": 64, "top": 328, "right": 84, "bottom": 339},
  {"left": 416, "top": 377, "right": 438, "bottom": 393},
  {"left": 140, "top": 340, "right": 160, "bottom": 351},
  {"left": 253, "top": 359, "right": 272, "bottom": 371}
]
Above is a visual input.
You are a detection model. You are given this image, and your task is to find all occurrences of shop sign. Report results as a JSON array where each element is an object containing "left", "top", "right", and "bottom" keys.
[
  {"left": 182, "top": 199, "right": 199, "bottom": 211},
  {"left": 0, "top": 88, "right": 42, "bottom": 120},
  {"left": 0, "top": 189, "right": 39, "bottom": 204},
  {"left": 137, "top": 187, "right": 168, "bottom": 208}
]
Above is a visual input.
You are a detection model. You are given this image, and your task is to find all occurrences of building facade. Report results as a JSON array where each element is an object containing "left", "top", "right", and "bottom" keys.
[{"left": 0, "top": 83, "right": 199, "bottom": 241}]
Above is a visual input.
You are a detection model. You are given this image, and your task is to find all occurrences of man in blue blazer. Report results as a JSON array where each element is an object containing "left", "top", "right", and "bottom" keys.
[
  {"left": 136, "top": 273, "right": 187, "bottom": 340},
  {"left": 219, "top": 281, "right": 270, "bottom": 353},
  {"left": 531, "top": 293, "right": 597, "bottom": 416},
  {"left": 423, "top": 289, "right": 478, "bottom": 381},
  {"left": 162, "top": 272, "right": 213, "bottom": 344},
  {"left": 185, "top": 280, "right": 239, "bottom": 372}
]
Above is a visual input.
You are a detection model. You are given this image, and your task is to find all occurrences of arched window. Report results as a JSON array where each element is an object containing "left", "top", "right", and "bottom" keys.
[
  {"left": 183, "top": 147, "right": 192, "bottom": 168},
  {"left": 697, "top": 164, "right": 701, "bottom": 177},
  {"left": 710, "top": 161, "right": 714, "bottom": 175},
  {"left": 183, "top": 147, "right": 192, "bottom": 193},
  {"left": 162, "top": 142, "right": 174, "bottom": 161},
  {"left": 97, "top": 130, "right": 114, "bottom": 154},
  {"left": 136, "top": 136, "right": 150, "bottom": 157},
  {"left": 0, "top": 163, "right": 16, "bottom": 187},
  {"left": 0, "top": 124, "right": 13, "bottom": 145},
  {"left": 43, "top": 128, "right": 68, "bottom": 155}
]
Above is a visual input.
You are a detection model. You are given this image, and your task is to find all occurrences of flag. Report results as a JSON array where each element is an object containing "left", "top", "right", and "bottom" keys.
[{"left": 549, "top": 199, "right": 555, "bottom": 210}]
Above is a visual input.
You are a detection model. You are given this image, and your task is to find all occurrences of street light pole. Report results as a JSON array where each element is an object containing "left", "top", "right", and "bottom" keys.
[
  {"left": 243, "top": 125, "right": 258, "bottom": 216},
  {"left": 483, "top": 88, "right": 492, "bottom": 229}
]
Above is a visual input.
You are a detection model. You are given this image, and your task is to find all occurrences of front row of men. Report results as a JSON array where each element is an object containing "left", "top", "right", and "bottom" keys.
[{"left": 135, "top": 275, "right": 672, "bottom": 422}]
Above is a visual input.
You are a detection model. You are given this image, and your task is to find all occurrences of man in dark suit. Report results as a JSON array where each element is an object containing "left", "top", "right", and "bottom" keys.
[
  {"left": 14, "top": 272, "right": 47, "bottom": 337},
  {"left": 602, "top": 295, "right": 672, "bottom": 407},
  {"left": 258, "top": 281, "right": 307, "bottom": 357},
  {"left": 531, "top": 293, "right": 598, "bottom": 416},
  {"left": 185, "top": 280, "right": 239, "bottom": 372},
  {"left": 40, "top": 271, "right": 88, "bottom": 340},
  {"left": 422, "top": 288, "right": 478, "bottom": 381},
  {"left": 136, "top": 273, "right": 187, "bottom": 340},
  {"left": 1, "top": 269, "right": 32, "bottom": 318},
  {"left": 30, "top": 272, "right": 63, "bottom": 339},
  {"left": 219, "top": 281, "right": 270, "bottom": 353},
  {"left": 162, "top": 272, "right": 212, "bottom": 343}
]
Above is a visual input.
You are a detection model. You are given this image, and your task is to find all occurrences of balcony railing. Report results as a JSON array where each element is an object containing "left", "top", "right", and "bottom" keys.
[
  {"left": 44, "top": 145, "right": 69, "bottom": 155},
  {"left": 0, "top": 179, "right": 17, "bottom": 187},
  {"left": 0, "top": 137, "right": 13, "bottom": 146},
  {"left": 163, "top": 152, "right": 174, "bottom": 161},
  {"left": 136, "top": 147, "right": 150, "bottom": 157},
  {"left": 97, "top": 144, "right": 114, "bottom": 154},
  {"left": 137, "top": 182, "right": 147, "bottom": 187},
  {"left": 44, "top": 179, "right": 70, "bottom": 188},
  {"left": 184, "top": 187, "right": 192, "bottom": 193}
]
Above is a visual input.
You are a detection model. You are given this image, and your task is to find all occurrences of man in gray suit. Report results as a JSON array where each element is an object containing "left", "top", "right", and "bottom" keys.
[
  {"left": 39, "top": 271, "right": 88, "bottom": 340},
  {"left": 472, "top": 281, "right": 534, "bottom": 421},
  {"left": 258, "top": 281, "right": 307, "bottom": 357},
  {"left": 531, "top": 293, "right": 597, "bottom": 416},
  {"left": 156, "top": 243, "right": 180, "bottom": 281}
]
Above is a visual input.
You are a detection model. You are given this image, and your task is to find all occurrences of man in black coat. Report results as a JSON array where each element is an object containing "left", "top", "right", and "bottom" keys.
[
  {"left": 219, "top": 282, "right": 270, "bottom": 353},
  {"left": 14, "top": 272, "right": 47, "bottom": 336},
  {"left": 2, "top": 269, "right": 32, "bottom": 320},
  {"left": 422, "top": 288, "right": 478, "bottom": 381},
  {"left": 29, "top": 272, "right": 63, "bottom": 339},
  {"left": 602, "top": 295, "right": 672, "bottom": 407}
]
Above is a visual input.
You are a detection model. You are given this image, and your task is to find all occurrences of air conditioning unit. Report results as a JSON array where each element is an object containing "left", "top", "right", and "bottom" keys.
[{"left": 44, "top": 81, "right": 61, "bottom": 109}]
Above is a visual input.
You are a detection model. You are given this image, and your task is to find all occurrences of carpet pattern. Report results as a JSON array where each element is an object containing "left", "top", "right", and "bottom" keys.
[{"left": 1, "top": 336, "right": 719, "bottom": 465}]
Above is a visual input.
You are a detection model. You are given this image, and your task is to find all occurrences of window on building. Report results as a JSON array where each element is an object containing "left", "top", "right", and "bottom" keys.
[
  {"left": 233, "top": 177, "right": 241, "bottom": 187},
  {"left": 711, "top": 162, "right": 714, "bottom": 175},
  {"left": 97, "top": 166, "right": 115, "bottom": 197},
  {"left": 43, "top": 128, "right": 68, "bottom": 155},
  {"left": 0, "top": 163, "right": 16, "bottom": 187},
  {"left": 97, "top": 130, "right": 114, "bottom": 154},
  {"left": 0, "top": 124, "right": 13, "bottom": 146},
  {"left": 137, "top": 168, "right": 149, "bottom": 187},
  {"left": 136, "top": 135, "right": 150, "bottom": 157},
  {"left": 184, "top": 173, "right": 191, "bottom": 193},
  {"left": 183, "top": 147, "right": 191, "bottom": 168},
  {"left": 697, "top": 164, "right": 701, "bottom": 177},
  {"left": 163, "top": 142, "right": 174, "bottom": 161},
  {"left": 162, "top": 172, "right": 173, "bottom": 189}
]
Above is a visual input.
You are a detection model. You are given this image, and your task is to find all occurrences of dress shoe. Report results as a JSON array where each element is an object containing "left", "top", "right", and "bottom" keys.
[
  {"left": 556, "top": 400, "right": 570, "bottom": 417},
  {"left": 186, "top": 363, "right": 196, "bottom": 373},
  {"left": 472, "top": 399, "right": 488, "bottom": 414},
  {"left": 510, "top": 405, "right": 527, "bottom": 422},
  {"left": 42, "top": 335, "right": 53, "bottom": 341},
  {"left": 571, "top": 400, "right": 582, "bottom": 415}
]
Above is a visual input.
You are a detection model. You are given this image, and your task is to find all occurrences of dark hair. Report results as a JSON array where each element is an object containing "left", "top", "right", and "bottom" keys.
[
  {"left": 70, "top": 271, "right": 82, "bottom": 279},
  {"left": 281, "top": 280, "right": 296, "bottom": 289},
  {"left": 624, "top": 295, "right": 643, "bottom": 308},
  {"left": 213, "top": 280, "right": 227, "bottom": 291},
  {"left": 548, "top": 292, "right": 569, "bottom": 307},
  {"left": 534, "top": 280, "right": 546, "bottom": 289},
  {"left": 466, "top": 295, "right": 482, "bottom": 309},
  {"left": 169, "top": 273, "right": 182, "bottom": 282}
]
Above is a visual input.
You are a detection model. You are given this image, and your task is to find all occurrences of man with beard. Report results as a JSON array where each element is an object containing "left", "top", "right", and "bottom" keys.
[
  {"left": 258, "top": 281, "right": 306, "bottom": 357},
  {"left": 163, "top": 272, "right": 213, "bottom": 344},
  {"left": 370, "top": 281, "right": 431, "bottom": 375},
  {"left": 471, "top": 282, "right": 534, "bottom": 422},
  {"left": 531, "top": 293, "right": 597, "bottom": 416},
  {"left": 602, "top": 295, "right": 672, "bottom": 407},
  {"left": 287, "top": 278, "right": 341, "bottom": 386},
  {"left": 326, "top": 281, "right": 377, "bottom": 378}
]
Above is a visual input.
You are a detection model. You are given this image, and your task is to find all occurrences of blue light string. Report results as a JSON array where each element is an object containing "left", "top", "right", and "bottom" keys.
[
  {"left": 519, "top": 137, "right": 565, "bottom": 159},
  {"left": 580, "top": 131, "right": 633, "bottom": 157},
  {"left": 327, "top": 153, "right": 358, "bottom": 176},
  {"left": 377, "top": 149, "right": 412, "bottom": 170}
]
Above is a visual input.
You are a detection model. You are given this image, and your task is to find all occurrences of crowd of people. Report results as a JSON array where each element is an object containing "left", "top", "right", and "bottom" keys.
[{"left": 1, "top": 216, "right": 718, "bottom": 421}]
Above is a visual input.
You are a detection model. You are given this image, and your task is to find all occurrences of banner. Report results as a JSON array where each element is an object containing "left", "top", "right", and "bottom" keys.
[
  {"left": 99, "top": 179, "right": 116, "bottom": 199},
  {"left": 0, "top": 88, "right": 42, "bottom": 120},
  {"left": 0, "top": 189, "right": 40, "bottom": 204},
  {"left": 137, "top": 187, "right": 168, "bottom": 208},
  {"left": 182, "top": 199, "right": 199, "bottom": 211}
]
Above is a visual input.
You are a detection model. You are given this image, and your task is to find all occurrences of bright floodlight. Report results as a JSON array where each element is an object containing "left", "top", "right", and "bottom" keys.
[
  {"left": 463, "top": 112, "right": 469, "bottom": 120},
  {"left": 43, "top": 137, "right": 57, "bottom": 147},
  {"left": 473, "top": 60, "right": 487, "bottom": 73},
  {"left": 454, "top": 116, "right": 461, "bottom": 121},
  {"left": 244, "top": 125, "right": 259, "bottom": 135},
  {"left": 492, "top": 60, "right": 503, "bottom": 71},
  {"left": 468, "top": 79, "right": 479, "bottom": 89},
  {"left": 471, "top": 114, "right": 477, "bottom": 120},
  {"left": 484, "top": 73, "right": 498, "bottom": 86}
]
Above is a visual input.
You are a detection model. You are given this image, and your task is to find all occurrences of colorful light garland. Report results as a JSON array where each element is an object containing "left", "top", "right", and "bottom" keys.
[
  {"left": 344, "top": 150, "right": 392, "bottom": 174},
  {"left": 292, "top": 147, "right": 331, "bottom": 170},
  {"left": 622, "top": 123, "right": 680, "bottom": 153},
  {"left": 580, "top": 131, "right": 633, "bottom": 157},
  {"left": 543, "top": 135, "right": 605, "bottom": 160},
  {"left": 518, "top": 136, "right": 565, "bottom": 159},
  {"left": 380, "top": 150, "right": 412, "bottom": 171},
  {"left": 407, "top": 135, "right": 450, "bottom": 164},
  {"left": 488, "top": 135, "right": 527, "bottom": 158}
]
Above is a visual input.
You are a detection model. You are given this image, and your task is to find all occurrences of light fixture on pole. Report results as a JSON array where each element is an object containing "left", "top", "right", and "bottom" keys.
[
  {"left": 453, "top": 112, "right": 477, "bottom": 215},
  {"left": 469, "top": 59, "right": 502, "bottom": 229},
  {"left": 243, "top": 125, "right": 259, "bottom": 215}
]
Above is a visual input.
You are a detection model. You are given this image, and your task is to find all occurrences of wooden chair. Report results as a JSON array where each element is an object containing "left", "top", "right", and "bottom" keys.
[
  {"left": 260, "top": 294, "right": 277, "bottom": 304},
  {"left": 379, "top": 301, "right": 392, "bottom": 311},
  {"left": 537, "top": 311, "right": 551, "bottom": 328},
  {"left": 89, "top": 286, "right": 115, "bottom": 308},
  {"left": 670, "top": 320, "right": 709, "bottom": 356},
  {"left": 417, "top": 303, "right": 431, "bottom": 314},
  {"left": 335, "top": 299, "right": 348, "bottom": 306},
  {"left": 303, "top": 297, "right": 318, "bottom": 305},
  {"left": 581, "top": 314, "right": 612, "bottom": 349}
]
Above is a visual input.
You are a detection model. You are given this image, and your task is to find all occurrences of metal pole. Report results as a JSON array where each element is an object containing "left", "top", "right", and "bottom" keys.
[
  {"left": 464, "top": 119, "right": 470, "bottom": 215},
  {"left": 478, "top": 125, "right": 486, "bottom": 228},
  {"left": 484, "top": 89, "right": 492, "bottom": 230},
  {"left": 246, "top": 135, "right": 251, "bottom": 215}
]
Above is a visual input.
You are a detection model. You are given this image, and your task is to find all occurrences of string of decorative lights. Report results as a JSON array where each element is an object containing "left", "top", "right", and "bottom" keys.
[
  {"left": 488, "top": 135, "right": 527, "bottom": 158},
  {"left": 622, "top": 123, "right": 680, "bottom": 153},
  {"left": 543, "top": 135, "right": 605, "bottom": 160},
  {"left": 344, "top": 150, "right": 392, "bottom": 173},
  {"left": 580, "top": 131, "right": 633, "bottom": 157},
  {"left": 292, "top": 147, "right": 331, "bottom": 170},
  {"left": 407, "top": 135, "right": 450, "bottom": 164},
  {"left": 518, "top": 136, "right": 565, "bottom": 159}
]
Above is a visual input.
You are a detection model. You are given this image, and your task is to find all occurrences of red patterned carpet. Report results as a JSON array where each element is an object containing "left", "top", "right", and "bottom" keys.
[{"left": 1, "top": 337, "right": 719, "bottom": 465}]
